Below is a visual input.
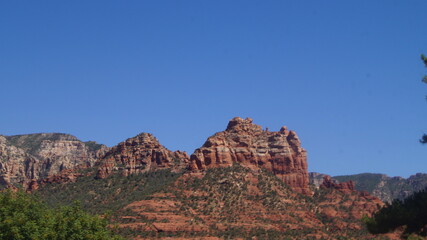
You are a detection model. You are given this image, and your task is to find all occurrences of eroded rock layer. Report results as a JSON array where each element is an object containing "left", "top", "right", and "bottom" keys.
[
  {"left": 0, "top": 133, "right": 107, "bottom": 189},
  {"left": 190, "top": 117, "right": 310, "bottom": 194},
  {"left": 96, "top": 133, "right": 189, "bottom": 179}
]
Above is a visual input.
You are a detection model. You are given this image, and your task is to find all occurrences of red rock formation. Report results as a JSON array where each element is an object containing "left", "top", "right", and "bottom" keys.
[
  {"left": 189, "top": 117, "right": 310, "bottom": 194},
  {"left": 116, "top": 165, "right": 384, "bottom": 239},
  {"left": 309, "top": 172, "right": 340, "bottom": 188},
  {"left": 96, "top": 133, "right": 189, "bottom": 179},
  {"left": 27, "top": 168, "right": 88, "bottom": 191},
  {"left": 321, "top": 175, "right": 355, "bottom": 193}
]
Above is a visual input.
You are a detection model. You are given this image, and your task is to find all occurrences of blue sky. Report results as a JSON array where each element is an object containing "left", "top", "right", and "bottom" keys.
[{"left": 1, "top": 1, "right": 427, "bottom": 177}]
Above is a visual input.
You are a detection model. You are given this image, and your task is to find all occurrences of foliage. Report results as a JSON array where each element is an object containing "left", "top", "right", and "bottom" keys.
[
  {"left": 422, "top": 54, "right": 427, "bottom": 83},
  {"left": 36, "top": 168, "right": 181, "bottom": 215},
  {"left": 0, "top": 190, "right": 124, "bottom": 240},
  {"left": 177, "top": 165, "right": 372, "bottom": 239},
  {"left": 36, "top": 165, "right": 377, "bottom": 239},
  {"left": 365, "top": 187, "right": 427, "bottom": 238},
  {"left": 182, "top": 164, "right": 251, "bottom": 221},
  {"left": 35, "top": 169, "right": 181, "bottom": 239},
  {"left": 420, "top": 54, "right": 427, "bottom": 143}
]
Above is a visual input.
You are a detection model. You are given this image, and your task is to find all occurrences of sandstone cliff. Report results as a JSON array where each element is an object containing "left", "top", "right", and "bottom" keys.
[
  {"left": 189, "top": 117, "right": 310, "bottom": 194},
  {"left": 96, "top": 133, "right": 189, "bottom": 178},
  {"left": 0, "top": 133, "right": 107, "bottom": 189}
]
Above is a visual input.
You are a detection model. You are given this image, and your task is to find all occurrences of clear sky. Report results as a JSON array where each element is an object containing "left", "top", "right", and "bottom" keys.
[{"left": 1, "top": 1, "right": 427, "bottom": 177}]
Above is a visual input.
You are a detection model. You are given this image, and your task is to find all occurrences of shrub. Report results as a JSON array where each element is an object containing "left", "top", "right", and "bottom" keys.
[
  {"left": 0, "top": 190, "right": 123, "bottom": 240},
  {"left": 365, "top": 188, "right": 427, "bottom": 238}
]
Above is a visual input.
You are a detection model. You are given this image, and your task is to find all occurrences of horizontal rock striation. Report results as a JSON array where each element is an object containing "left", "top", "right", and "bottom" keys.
[
  {"left": 189, "top": 117, "right": 310, "bottom": 194},
  {"left": 0, "top": 133, "right": 107, "bottom": 189},
  {"left": 96, "top": 133, "right": 189, "bottom": 179}
]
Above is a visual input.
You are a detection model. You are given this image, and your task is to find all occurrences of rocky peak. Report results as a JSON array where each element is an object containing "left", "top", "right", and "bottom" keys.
[
  {"left": 122, "top": 133, "right": 162, "bottom": 148},
  {"left": 96, "top": 133, "right": 189, "bottom": 179},
  {"left": 190, "top": 117, "right": 311, "bottom": 195},
  {"left": 225, "top": 117, "right": 262, "bottom": 134}
]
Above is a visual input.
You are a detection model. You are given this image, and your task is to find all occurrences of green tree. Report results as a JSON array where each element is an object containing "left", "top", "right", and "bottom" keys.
[
  {"left": 421, "top": 54, "right": 427, "bottom": 80},
  {"left": 365, "top": 188, "right": 427, "bottom": 238},
  {"left": 0, "top": 190, "right": 56, "bottom": 239},
  {"left": 0, "top": 190, "right": 124, "bottom": 240},
  {"left": 420, "top": 54, "right": 427, "bottom": 143}
]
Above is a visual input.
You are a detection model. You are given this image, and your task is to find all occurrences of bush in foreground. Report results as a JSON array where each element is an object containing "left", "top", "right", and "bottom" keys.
[
  {"left": 0, "top": 190, "right": 124, "bottom": 240},
  {"left": 365, "top": 188, "right": 427, "bottom": 238}
]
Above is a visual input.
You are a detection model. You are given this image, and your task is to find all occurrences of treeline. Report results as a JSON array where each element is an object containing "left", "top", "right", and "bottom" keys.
[
  {"left": 0, "top": 190, "right": 124, "bottom": 240},
  {"left": 365, "top": 187, "right": 427, "bottom": 237}
]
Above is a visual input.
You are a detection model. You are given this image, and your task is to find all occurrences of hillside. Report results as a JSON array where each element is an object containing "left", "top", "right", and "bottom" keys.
[
  {"left": 333, "top": 173, "right": 427, "bottom": 203},
  {"left": 36, "top": 165, "right": 383, "bottom": 239},
  {"left": 30, "top": 117, "right": 384, "bottom": 239}
]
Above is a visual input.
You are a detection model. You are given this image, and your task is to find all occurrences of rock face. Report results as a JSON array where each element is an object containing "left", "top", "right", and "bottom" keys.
[
  {"left": 190, "top": 117, "right": 310, "bottom": 194},
  {"left": 321, "top": 175, "right": 355, "bottom": 193},
  {"left": 309, "top": 172, "right": 340, "bottom": 188},
  {"left": 27, "top": 168, "right": 86, "bottom": 191},
  {"left": 96, "top": 133, "right": 189, "bottom": 179},
  {"left": 0, "top": 133, "right": 107, "bottom": 189}
]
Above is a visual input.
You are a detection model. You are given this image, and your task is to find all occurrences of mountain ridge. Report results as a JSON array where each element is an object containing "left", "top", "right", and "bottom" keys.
[
  {"left": 0, "top": 117, "right": 406, "bottom": 239},
  {"left": 309, "top": 172, "right": 427, "bottom": 203},
  {"left": 2, "top": 131, "right": 426, "bottom": 204},
  {"left": 333, "top": 172, "right": 427, "bottom": 203}
]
